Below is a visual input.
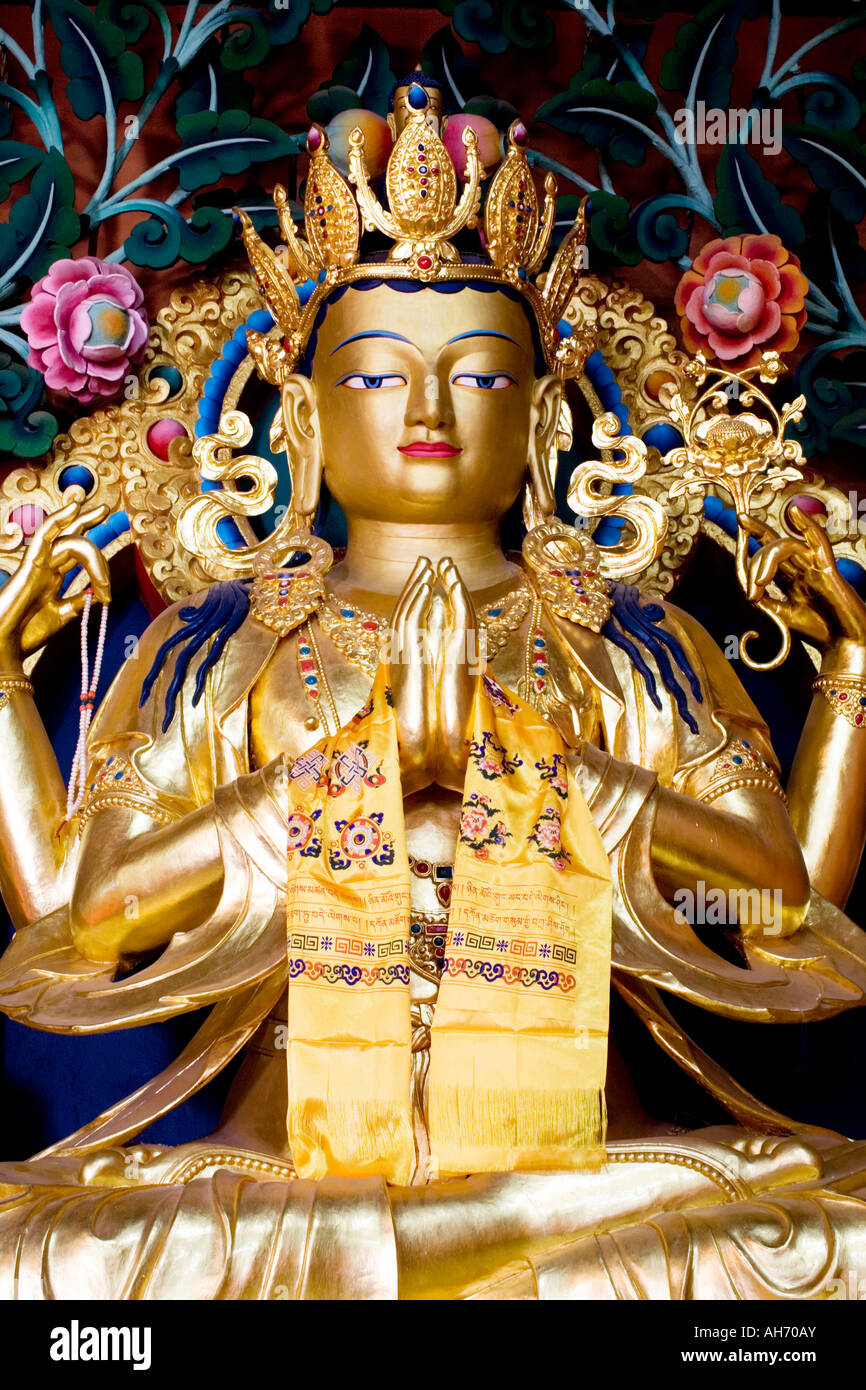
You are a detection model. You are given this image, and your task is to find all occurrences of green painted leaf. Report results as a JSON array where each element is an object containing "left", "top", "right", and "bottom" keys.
[
  {"left": 174, "top": 62, "right": 254, "bottom": 121},
  {"left": 124, "top": 206, "right": 234, "bottom": 268},
  {"left": 306, "top": 85, "right": 365, "bottom": 125},
  {"left": 713, "top": 143, "right": 805, "bottom": 244},
  {"left": 449, "top": 1, "right": 553, "bottom": 56},
  {"left": 219, "top": 12, "right": 271, "bottom": 73},
  {"left": 332, "top": 25, "right": 396, "bottom": 115},
  {"left": 659, "top": 0, "right": 760, "bottom": 109},
  {"left": 0, "top": 352, "right": 58, "bottom": 459},
  {"left": 0, "top": 143, "right": 44, "bottom": 202},
  {"left": 45, "top": 0, "right": 144, "bottom": 119},
  {"left": 585, "top": 191, "right": 643, "bottom": 267},
  {"left": 0, "top": 153, "right": 81, "bottom": 287},
  {"left": 784, "top": 125, "right": 866, "bottom": 223},
  {"left": 262, "top": 0, "right": 333, "bottom": 46},
  {"left": 463, "top": 94, "right": 520, "bottom": 129},
  {"left": 97, "top": 0, "right": 160, "bottom": 45},
  {"left": 421, "top": 26, "right": 493, "bottom": 114},
  {"left": 800, "top": 79, "right": 862, "bottom": 133},
  {"left": 536, "top": 57, "right": 658, "bottom": 167},
  {"left": 174, "top": 110, "right": 297, "bottom": 193}
]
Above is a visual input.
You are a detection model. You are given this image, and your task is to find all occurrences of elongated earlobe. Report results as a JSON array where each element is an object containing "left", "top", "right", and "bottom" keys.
[
  {"left": 527, "top": 375, "right": 562, "bottom": 517},
  {"left": 279, "top": 375, "right": 324, "bottom": 520}
]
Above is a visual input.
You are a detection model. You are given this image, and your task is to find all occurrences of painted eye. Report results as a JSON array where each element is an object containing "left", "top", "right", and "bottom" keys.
[
  {"left": 451, "top": 373, "right": 516, "bottom": 390},
  {"left": 338, "top": 373, "right": 406, "bottom": 389}
]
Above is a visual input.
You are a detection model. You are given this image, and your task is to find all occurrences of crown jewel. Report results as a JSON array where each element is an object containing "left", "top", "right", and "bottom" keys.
[{"left": 236, "top": 81, "right": 592, "bottom": 385}]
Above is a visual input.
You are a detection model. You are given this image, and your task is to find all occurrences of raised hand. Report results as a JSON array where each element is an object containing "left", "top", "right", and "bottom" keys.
[
  {"left": 434, "top": 557, "right": 479, "bottom": 793},
  {"left": 743, "top": 505, "right": 866, "bottom": 650},
  {"left": 0, "top": 492, "right": 111, "bottom": 667},
  {"left": 389, "top": 556, "right": 437, "bottom": 795}
]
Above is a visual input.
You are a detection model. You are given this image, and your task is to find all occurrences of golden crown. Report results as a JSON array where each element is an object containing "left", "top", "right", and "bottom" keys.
[{"left": 235, "top": 76, "right": 592, "bottom": 386}]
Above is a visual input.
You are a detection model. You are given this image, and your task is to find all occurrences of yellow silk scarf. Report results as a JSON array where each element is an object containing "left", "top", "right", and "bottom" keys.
[{"left": 285, "top": 668, "right": 612, "bottom": 1183}]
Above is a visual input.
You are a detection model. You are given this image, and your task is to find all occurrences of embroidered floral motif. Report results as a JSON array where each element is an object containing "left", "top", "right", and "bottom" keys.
[
  {"left": 329, "top": 812, "right": 395, "bottom": 870},
  {"left": 535, "top": 752, "right": 568, "bottom": 799},
  {"left": 482, "top": 675, "right": 518, "bottom": 714},
  {"left": 459, "top": 792, "right": 511, "bottom": 860},
  {"left": 528, "top": 805, "right": 571, "bottom": 870},
  {"left": 468, "top": 730, "right": 523, "bottom": 780},
  {"left": 287, "top": 809, "right": 322, "bottom": 858}
]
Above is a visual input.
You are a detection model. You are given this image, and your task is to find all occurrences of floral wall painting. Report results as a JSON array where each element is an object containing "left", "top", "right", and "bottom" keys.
[{"left": 0, "top": 0, "right": 862, "bottom": 478}]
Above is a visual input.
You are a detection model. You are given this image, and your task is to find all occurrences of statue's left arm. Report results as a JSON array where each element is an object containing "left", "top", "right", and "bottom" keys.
[{"left": 742, "top": 506, "right": 866, "bottom": 907}]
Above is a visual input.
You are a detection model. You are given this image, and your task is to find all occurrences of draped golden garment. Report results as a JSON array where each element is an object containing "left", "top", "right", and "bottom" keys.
[{"left": 285, "top": 670, "right": 612, "bottom": 1183}]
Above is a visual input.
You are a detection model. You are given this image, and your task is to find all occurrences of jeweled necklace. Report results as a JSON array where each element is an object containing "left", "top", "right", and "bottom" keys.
[{"left": 318, "top": 578, "right": 532, "bottom": 676}]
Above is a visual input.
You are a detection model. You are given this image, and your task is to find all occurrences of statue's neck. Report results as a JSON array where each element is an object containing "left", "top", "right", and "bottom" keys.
[{"left": 328, "top": 517, "right": 521, "bottom": 610}]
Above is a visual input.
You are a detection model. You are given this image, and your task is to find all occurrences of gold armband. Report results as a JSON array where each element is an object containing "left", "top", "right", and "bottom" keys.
[
  {"left": 0, "top": 676, "right": 34, "bottom": 709},
  {"left": 813, "top": 674, "right": 866, "bottom": 727},
  {"left": 698, "top": 739, "right": 787, "bottom": 805},
  {"left": 75, "top": 756, "right": 179, "bottom": 831}
]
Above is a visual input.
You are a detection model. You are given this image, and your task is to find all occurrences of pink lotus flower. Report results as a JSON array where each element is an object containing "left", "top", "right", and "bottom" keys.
[
  {"left": 675, "top": 234, "right": 808, "bottom": 367},
  {"left": 462, "top": 807, "right": 491, "bottom": 838},
  {"left": 534, "top": 815, "right": 563, "bottom": 852},
  {"left": 21, "top": 257, "right": 149, "bottom": 404}
]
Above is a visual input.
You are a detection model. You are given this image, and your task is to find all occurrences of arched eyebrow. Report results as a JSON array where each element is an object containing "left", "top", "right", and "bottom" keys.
[
  {"left": 444, "top": 331, "right": 520, "bottom": 346},
  {"left": 330, "top": 331, "right": 413, "bottom": 354}
]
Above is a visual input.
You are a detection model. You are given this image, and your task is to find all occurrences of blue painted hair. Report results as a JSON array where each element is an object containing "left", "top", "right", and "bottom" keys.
[
  {"left": 141, "top": 575, "right": 702, "bottom": 735},
  {"left": 604, "top": 583, "right": 702, "bottom": 734},
  {"left": 140, "top": 580, "right": 251, "bottom": 732}
]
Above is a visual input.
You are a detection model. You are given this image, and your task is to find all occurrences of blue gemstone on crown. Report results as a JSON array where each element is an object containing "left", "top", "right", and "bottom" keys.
[{"left": 408, "top": 83, "right": 428, "bottom": 109}]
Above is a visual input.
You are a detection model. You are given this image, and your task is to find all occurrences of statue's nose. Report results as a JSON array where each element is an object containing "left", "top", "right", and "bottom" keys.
[{"left": 405, "top": 371, "right": 455, "bottom": 431}]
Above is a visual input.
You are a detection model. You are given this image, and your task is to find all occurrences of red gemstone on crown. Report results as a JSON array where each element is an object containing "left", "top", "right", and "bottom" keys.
[
  {"left": 513, "top": 122, "right": 528, "bottom": 146},
  {"left": 307, "top": 127, "right": 322, "bottom": 153},
  {"left": 417, "top": 255, "right": 433, "bottom": 270}
]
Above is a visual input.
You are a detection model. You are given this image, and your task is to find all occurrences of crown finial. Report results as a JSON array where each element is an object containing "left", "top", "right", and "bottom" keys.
[{"left": 236, "top": 97, "right": 593, "bottom": 381}]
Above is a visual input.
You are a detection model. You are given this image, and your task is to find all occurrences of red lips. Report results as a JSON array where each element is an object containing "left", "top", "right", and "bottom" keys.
[{"left": 398, "top": 441, "right": 463, "bottom": 457}]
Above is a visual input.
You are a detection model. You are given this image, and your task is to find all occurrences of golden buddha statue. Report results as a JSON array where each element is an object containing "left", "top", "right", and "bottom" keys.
[{"left": 3, "top": 75, "right": 866, "bottom": 1301}]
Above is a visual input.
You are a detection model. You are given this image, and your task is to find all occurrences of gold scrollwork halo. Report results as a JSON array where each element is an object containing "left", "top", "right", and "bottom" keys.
[
  {"left": 566, "top": 412, "right": 669, "bottom": 583},
  {"left": 178, "top": 411, "right": 290, "bottom": 580},
  {"left": 565, "top": 275, "right": 704, "bottom": 595}
]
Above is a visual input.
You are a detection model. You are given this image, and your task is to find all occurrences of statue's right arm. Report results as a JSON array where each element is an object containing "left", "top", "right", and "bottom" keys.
[
  {"left": 0, "top": 497, "right": 112, "bottom": 927},
  {"left": 0, "top": 498, "right": 282, "bottom": 963}
]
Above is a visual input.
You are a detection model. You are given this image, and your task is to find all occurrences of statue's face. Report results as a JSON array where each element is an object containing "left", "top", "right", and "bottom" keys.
[{"left": 304, "top": 284, "right": 558, "bottom": 524}]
